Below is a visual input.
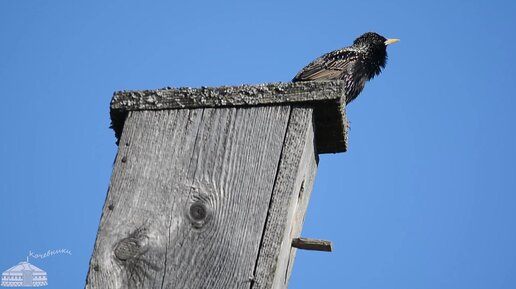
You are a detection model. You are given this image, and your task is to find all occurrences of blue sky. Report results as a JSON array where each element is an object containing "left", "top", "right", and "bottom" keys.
[{"left": 1, "top": 0, "right": 515, "bottom": 288}]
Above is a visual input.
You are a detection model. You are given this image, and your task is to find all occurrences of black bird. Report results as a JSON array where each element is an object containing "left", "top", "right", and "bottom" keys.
[{"left": 292, "top": 32, "right": 399, "bottom": 104}]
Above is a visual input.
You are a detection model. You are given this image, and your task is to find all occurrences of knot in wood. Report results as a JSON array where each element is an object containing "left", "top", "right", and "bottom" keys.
[
  {"left": 189, "top": 202, "right": 207, "bottom": 221},
  {"left": 114, "top": 237, "right": 144, "bottom": 261},
  {"left": 187, "top": 201, "right": 211, "bottom": 229}
]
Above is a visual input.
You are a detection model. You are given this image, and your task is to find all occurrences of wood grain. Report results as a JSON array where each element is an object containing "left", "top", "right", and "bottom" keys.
[
  {"left": 252, "top": 107, "right": 319, "bottom": 289},
  {"left": 86, "top": 105, "right": 291, "bottom": 289}
]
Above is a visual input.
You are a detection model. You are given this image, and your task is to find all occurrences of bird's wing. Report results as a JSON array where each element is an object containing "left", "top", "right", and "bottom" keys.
[{"left": 292, "top": 49, "right": 360, "bottom": 81}]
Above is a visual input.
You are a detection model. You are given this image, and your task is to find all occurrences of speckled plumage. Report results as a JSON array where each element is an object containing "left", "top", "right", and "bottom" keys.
[{"left": 293, "top": 32, "right": 396, "bottom": 104}]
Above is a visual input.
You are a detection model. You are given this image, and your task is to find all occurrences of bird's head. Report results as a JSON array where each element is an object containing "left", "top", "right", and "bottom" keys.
[
  {"left": 353, "top": 32, "right": 399, "bottom": 77},
  {"left": 353, "top": 32, "right": 399, "bottom": 49}
]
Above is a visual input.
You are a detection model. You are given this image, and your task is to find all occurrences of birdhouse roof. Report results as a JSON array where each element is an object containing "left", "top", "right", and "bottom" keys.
[{"left": 110, "top": 81, "right": 348, "bottom": 153}]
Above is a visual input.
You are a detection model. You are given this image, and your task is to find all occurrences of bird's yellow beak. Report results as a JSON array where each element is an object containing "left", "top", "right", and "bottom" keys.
[{"left": 385, "top": 38, "right": 400, "bottom": 45}]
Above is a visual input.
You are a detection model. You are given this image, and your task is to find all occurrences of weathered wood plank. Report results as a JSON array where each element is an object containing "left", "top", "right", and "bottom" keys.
[
  {"left": 252, "top": 107, "right": 319, "bottom": 289},
  {"left": 163, "top": 106, "right": 291, "bottom": 289},
  {"left": 86, "top": 105, "right": 292, "bottom": 289},
  {"left": 110, "top": 81, "right": 347, "bottom": 153},
  {"left": 283, "top": 115, "right": 320, "bottom": 285},
  {"left": 86, "top": 109, "right": 204, "bottom": 289},
  {"left": 111, "top": 81, "right": 343, "bottom": 111}
]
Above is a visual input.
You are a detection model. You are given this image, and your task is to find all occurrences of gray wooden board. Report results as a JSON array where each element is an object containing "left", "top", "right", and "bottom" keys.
[
  {"left": 283, "top": 122, "right": 319, "bottom": 286},
  {"left": 110, "top": 81, "right": 347, "bottom": 153},
  {"left": 86, "top": 105, "right": 292, "bottom": 289},
  {"left": 252, "top": 107, "right": 319, "bottom": 289}
]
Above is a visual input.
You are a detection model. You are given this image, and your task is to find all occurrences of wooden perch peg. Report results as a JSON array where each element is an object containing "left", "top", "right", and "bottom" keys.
[{"left": 292, "top": 237, "right": 333, "bottom": 252}]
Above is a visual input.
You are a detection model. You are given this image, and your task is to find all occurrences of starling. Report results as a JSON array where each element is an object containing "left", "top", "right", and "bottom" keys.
[{"left": 292, "top": 32, "right": 399, "bottom": 104}]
